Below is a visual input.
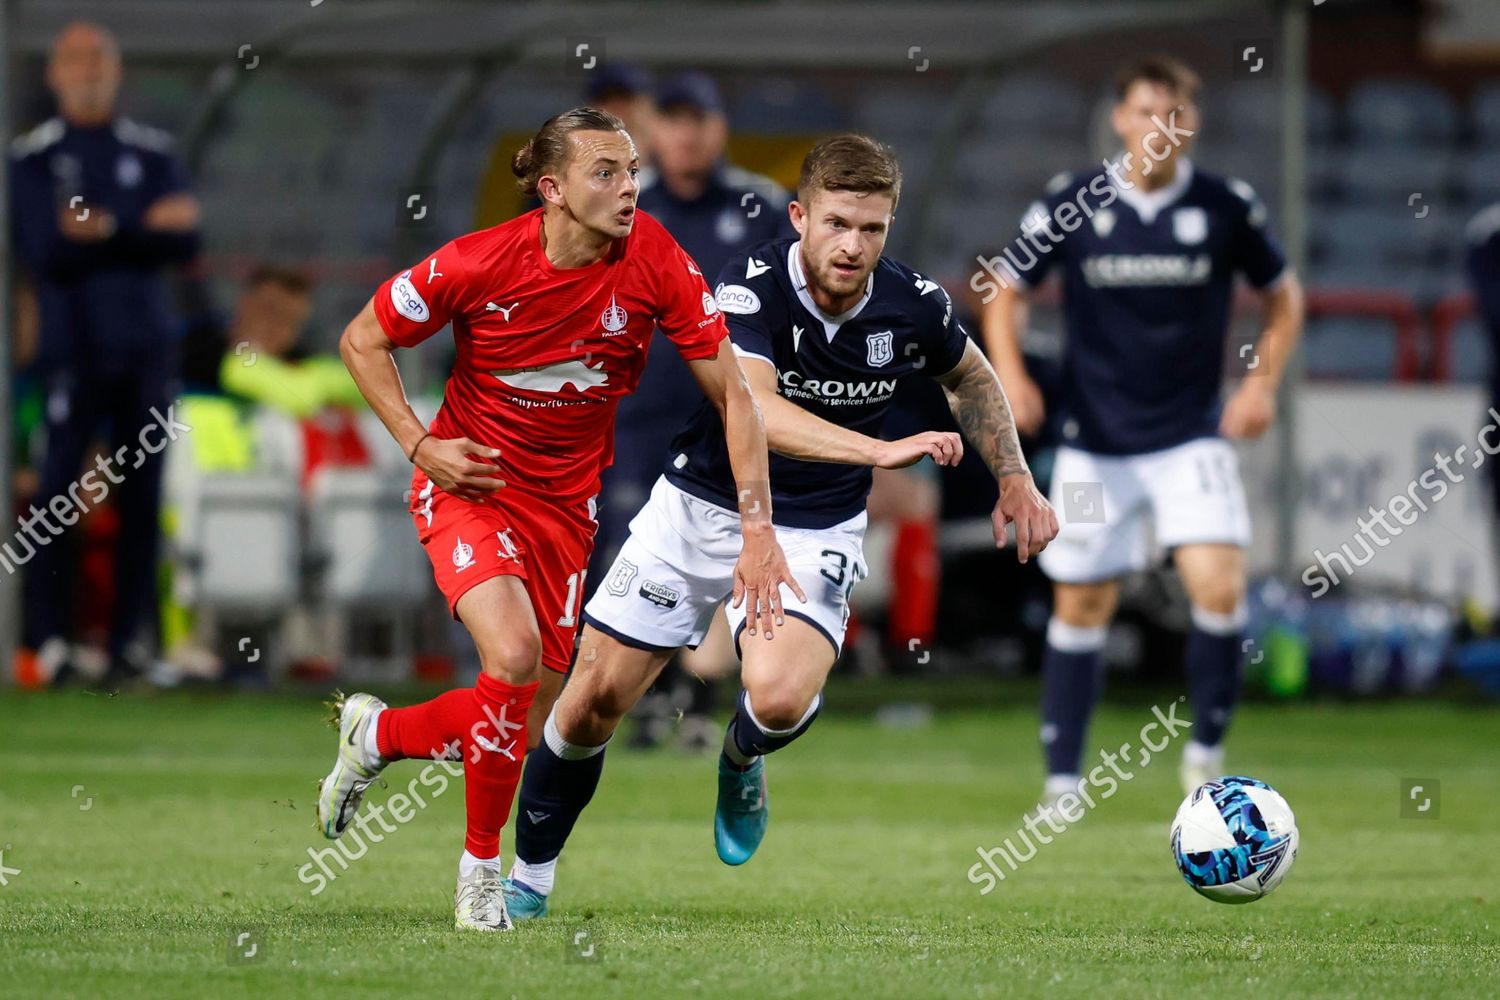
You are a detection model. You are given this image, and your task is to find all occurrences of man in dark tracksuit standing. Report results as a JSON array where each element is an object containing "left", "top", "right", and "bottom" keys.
[
  {"left": 10, "top": 22, "right": 201, "bottom": 683},
  {"left": 1468, "top": 203, "right": 1500, "bottom": 544}
]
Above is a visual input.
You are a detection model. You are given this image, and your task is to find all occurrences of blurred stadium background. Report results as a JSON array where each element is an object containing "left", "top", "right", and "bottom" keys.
[{"left": 4, "top": 0, "right": 1500, "bottom": 698}]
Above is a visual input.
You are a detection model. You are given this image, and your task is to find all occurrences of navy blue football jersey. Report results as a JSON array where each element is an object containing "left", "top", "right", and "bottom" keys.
[
  {"left": 664, "top": 238, "right": 971, "bottom": 528},
  {"left": 1005, "top": 160, "right": 1286, "bottom": 456}
]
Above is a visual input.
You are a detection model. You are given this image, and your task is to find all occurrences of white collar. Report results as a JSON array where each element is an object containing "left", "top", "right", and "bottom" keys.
[
  {"left": 1109, "top": 157, "right": 1194, "bottom": 225},
  {"left": 787, "top": 240, "right": 874, "bottom": 341}
]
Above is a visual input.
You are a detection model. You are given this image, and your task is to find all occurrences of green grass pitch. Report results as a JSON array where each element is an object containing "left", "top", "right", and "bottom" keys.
[{"left": 1, "top": 683, "right": 1497, "bottom": 998}]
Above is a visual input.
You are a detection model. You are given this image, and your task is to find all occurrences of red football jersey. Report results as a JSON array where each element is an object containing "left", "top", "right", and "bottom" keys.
[{"left": 374, "top": 209, "right": 728, "bottom": 507}]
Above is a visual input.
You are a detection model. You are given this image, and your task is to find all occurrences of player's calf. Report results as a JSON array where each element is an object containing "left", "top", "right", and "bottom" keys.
[{"left": 509, "top": 626, "right": 670, "bottom": 911}]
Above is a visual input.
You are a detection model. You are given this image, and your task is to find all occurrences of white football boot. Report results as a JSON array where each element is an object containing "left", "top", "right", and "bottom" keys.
[
  {"left": 1179, "top": 740, "right": 1225, "bottom": 795},
  {"left": 455, "top": 866, "right": 512, "bottom": 931},
  {"left": 317, "top": 691, "right": 388, "bottom": 839}
]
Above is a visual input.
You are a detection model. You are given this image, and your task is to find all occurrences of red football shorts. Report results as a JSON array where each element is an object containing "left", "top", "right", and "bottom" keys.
[{"left": 410, "top": 471, "right": 597, "bottom": 674}]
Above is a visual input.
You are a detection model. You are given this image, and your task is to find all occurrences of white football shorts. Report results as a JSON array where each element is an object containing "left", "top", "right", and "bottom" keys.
[
  {"left": 583, "top": 476, "right": 867, "bottom": 658},
  {"left": 1038, "top": 436, "right": 1251, "bottom": 584}
]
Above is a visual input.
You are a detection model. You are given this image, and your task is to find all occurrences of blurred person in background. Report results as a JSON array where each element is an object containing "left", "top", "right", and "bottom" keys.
[
  {"left": 585, "top": 64, "right": 657, "bottom": 169},
  {"left": 607, "top": 71, "right": 793, "bottom": 749},
  {"left": 162, "top": 265, "right": 371, "bottom": 682},
  {"left": 1467, "top": 201, "right": 1500, "bottom": 568},
  {"left": 9, "top": 21, "right": 201, "bottom": 687},
  {"left": 982, "top": 56, "right": 1304, "bottom": 811}
]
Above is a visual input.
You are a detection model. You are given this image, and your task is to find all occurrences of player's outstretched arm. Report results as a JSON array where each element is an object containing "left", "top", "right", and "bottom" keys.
[
  {"left": 1220, "top": 270, "right": 1305, "bottom": 440},
  {"left": 980, "top": 281, "right": 1047, "bottom": 437},
  {"left": 339, "top": 298, "right": 502, "bottom": 500},
  {"left": 686, "top": 343, "right": 807, "bottom": 639},
  {"left": 739, "top": 358, "right": 962, "bottom": 469},
  {"left": 934, "top": 340, "right": 1059, "bottom": 562}
]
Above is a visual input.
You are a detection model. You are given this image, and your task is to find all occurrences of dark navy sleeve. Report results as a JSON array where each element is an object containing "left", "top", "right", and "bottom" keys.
[
  {"left": 924, "top": 283, "right": 971, "bottom": 377},
  {"left": 1468, "top": 206, "right": 1500, "bottom": 338},
  {"left": 10, "top": 153, "right": 114, "bottom": 279},
  {"left": 711, "top": 253, "right": 778, "bottom": 366},
  {"left": 1225, "top": 178, "right": 1286, "bottom": 289},
  {"left": 1001, "top": 176, "right": 1073, "bottom": 289},
  {"left": 112, "top": 147, "right": 201, "bottom": 265}
]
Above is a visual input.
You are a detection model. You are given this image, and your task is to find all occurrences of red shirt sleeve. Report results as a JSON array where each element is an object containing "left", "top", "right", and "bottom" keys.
[
  {"left": 653, "top": 238, "right": 730, "bottom": 361},
  {"left": 372, "top": 240, "right": 471, "bottom": 348}
]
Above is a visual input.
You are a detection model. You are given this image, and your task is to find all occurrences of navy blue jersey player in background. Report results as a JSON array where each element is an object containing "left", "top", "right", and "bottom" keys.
[
  {"left": 980, "top": 56, "right": 1305, "bottom": 810},
  {"left": 10, "top": 21, "right": 201, "bottom": 686},
  {"left": 498, "top": 135, "right": 1057, "bottom": 918}
]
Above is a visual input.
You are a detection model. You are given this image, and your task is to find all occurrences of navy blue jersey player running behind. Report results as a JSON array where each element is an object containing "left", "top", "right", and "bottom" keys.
[
  {"left": 981, "top": 56, "right": 1305, "bottom": 815},
  {"left": 497, "top": 134, "right": 1058, "bottom": 917}
]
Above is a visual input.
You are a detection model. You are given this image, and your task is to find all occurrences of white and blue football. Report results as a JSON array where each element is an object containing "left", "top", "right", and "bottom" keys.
[{"left": 1170, "top": 775, "right": 1298, "bottom": 903}]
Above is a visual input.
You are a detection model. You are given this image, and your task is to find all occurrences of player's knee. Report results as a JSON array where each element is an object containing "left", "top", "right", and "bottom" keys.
[
  {"left": 1053, "top": 584, "right": 1117, "bottom": 627},
  {"left": 476, "top": 633, "right": 542, "bottom": 685},
  {"left": 1190, "top": 581, "right": 1246, "bottom": 621},
  {"left": 745, "top": 685, "right": 815, "bottom": 732}
]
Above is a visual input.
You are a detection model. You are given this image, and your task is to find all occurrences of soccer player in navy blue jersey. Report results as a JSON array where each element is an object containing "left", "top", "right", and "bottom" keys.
[
  {"left": 979, "top": 56, "right": 1305, "bottom": 809},
  {"left": 499, "top": 135, "right": 1057, "bottom": 917}
]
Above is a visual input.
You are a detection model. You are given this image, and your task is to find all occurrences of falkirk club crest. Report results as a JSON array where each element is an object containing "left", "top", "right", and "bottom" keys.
[
  {"left": 866, "top": 330, "right": 894, "bottom": 367},
  {"left": 600, "top": 293, "right": 629, "bottom": 335}
]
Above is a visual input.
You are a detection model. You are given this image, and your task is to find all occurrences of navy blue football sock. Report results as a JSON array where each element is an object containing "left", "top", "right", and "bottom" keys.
[
  {"left": 1040, "top": 620, "right": 1107, "bottom": 778},
  {"left": 1185, "top": 605, "right": 1246, "bottom": 748},
  {"left": 513, "top": 711, "right": 608, "bottom": 867},
  {"left": 722, "top": 688, "right": 823, "bottom": 768}
]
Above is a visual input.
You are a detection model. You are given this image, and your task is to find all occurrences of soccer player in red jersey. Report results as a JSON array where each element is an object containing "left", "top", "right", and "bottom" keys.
[{"left": 314, "top": 108, "right": 801, "bottom": 931}]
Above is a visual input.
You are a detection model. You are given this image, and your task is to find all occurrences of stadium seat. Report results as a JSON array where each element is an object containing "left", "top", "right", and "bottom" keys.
[
  {"left": 952, "top": 135, "right": 1087, "bottom": 199},
  {"left": 186, "top": 474, "right": 303, "bottom": 612},
  {"left": 1445, "top": 314, "right": 1492, "bottom": 385},
  {"left": 730, "top": 78, "right": 847, "bottom": 132},
  {"left": 307, "top": 468, "right": 430, "bottom": 608},
  {"left": 854, "top": 85, "right": 950, "bottom": 139},
  {"left": 308, "top": 468, "right": 434, "bottom": 682},
  {"left": 1345, "top": 79, "right": 1460, "bottom": 146},
  {"left": 1307, "top": 260, "right": 1429, "bottom": 301},
  {"left": 1213, "top": 85, "right": 1335, "bottom": 147},
  {"left": 1342, "top": 145, "right": 1453, "bottom": 204},
  {"left": 1302, "top": 315, "right": 1402, "bottom": 380},
  {"left": 976, "top": 74, "right": 1089, "bottom": 138},
  {"left": 1311, "top": 205, "right": 1442, "bottom": 268}
]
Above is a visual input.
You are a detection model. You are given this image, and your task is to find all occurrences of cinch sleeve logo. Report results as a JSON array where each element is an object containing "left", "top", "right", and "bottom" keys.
[
  {"left": 391, "top": 269, "right": 430, "bottom": 322},
  {"left": 715, "top": 283, "right": 761, "bottom": 315}
]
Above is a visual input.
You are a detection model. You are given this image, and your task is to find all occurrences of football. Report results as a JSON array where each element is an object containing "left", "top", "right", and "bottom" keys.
[{"left": 1170, "top": 776, "right": 1299, "bottom": 904}]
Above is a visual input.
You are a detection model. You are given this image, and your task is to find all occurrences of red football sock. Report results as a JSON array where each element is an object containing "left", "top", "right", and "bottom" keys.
[
  {"left": 463, "top": 674, "right": 537, "bottom": 859},
  {"left": 374, "top": 677, "right": 538, "bottom": 858},
  {"left": 376, "top": 688, "right": 475, "bottom": 762}
]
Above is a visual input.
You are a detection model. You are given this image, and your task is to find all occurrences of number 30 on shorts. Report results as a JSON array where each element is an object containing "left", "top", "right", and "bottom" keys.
[{"left": 819, "top": 549, "right": 860, "bottom": 598}]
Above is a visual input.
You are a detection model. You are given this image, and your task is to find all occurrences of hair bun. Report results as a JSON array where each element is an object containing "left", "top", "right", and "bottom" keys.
[{"left": 511, "top": 141, "right": 535, "bottom": 179}]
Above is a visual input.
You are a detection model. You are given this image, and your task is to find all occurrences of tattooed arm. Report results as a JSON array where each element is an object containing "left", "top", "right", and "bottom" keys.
[{"left": 934, "top": 340, "right": 1059, "bottom": 561}]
